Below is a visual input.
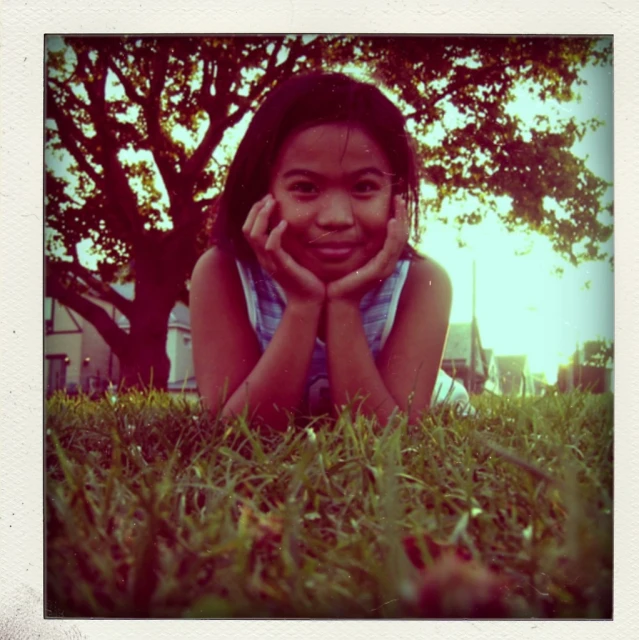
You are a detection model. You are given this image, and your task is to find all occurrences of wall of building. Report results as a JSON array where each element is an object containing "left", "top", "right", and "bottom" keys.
[
  {"left": 45, "top": 301, "right": 83, "bottom": 391},
  {"left": 483, "top": 359, "right": 501, "bottom": 395},
  {"left": 46, "top": 296, "right": 198, "bottom": 394},
  {"left": 79, "top": 314, "right": 120, "bottom": 392},
  {"left": 166, "top": 325, "right": 194, "bottom": 385}
]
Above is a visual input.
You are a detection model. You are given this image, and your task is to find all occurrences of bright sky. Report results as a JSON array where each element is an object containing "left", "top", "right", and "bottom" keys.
[
  {"left": 418, "top": 61, "right": 613, "bottom": 383},
  {"left": 52, "top": 39, "right": 613, "bottom": 385}
]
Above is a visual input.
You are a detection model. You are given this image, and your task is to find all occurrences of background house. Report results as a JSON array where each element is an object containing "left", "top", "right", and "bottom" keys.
[
  {"left": 557, "top": 341, "right": 613, "bottom": 394},
  {"left": 495, "top": 355, "right": 535, "bottom": 397},
  {"left": 441, "top": 322, "right": 487, "bottom": 394},
  {"left": 481, "top": 348, "right": 502, "bottom": 395},
  {"left": 45, "top": 296, "right": 122, "bottom": 395},
  {"left": 45, "top": 283, "right": 197, "bottom": 396},
  {"left": 532, "top": 372, "right": 551, "bottom": 396}
]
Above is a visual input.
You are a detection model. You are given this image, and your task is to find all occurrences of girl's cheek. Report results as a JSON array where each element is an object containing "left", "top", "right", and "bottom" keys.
[
  {"left": 282, "top": 203, "right": 314, "bottom": 228},
  {"left": 361, "top": 206, "right": 392, "bottom": 229}
]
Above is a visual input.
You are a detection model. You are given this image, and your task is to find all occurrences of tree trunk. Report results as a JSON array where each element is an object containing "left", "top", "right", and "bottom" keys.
[
  {"left": 118, "top": 313, "right": 171, "bottom": 390},
  {"left": 119, "top": 268, "right": 176, "bottom": 390}
]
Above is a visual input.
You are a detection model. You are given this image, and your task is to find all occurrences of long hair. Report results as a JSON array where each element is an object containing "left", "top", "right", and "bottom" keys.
[{"left": 212, "top": 71, "right": 420, "bottom": 261}]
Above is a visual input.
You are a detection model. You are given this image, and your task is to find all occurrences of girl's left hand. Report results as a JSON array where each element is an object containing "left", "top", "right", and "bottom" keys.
[{"left": 327, "top": 195, "right": 410, "bottom": 303}]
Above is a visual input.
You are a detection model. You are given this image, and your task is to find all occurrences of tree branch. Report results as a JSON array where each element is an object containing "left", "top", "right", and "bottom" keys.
[
  {"left": 199, "top": 58, "right": 215, "bottom": 112},
  {"left": 404, "top": 59, "right": 513, "bottom": 124},
  {"left": 149, "top": 43, "right": 170, "bottom": 101},
  {"left": 82, "top": 53, "right": 147, "bottom": 243},
  {"left": 108, "top": 55, "right": 148, "bottom": 107},
  {"left": 140, "top": 46, "right": 181, "bottom": 201},
  {"left": 65, "top": 251, "right": 134, "bottom": 318},
  {"left": 46, "top": 89, "right": 104, "bottom": 187},
  {"left": 181, "top": 106, "right": 246, "bottom": 186},
  {"left": 46, "top": 268, "right": 131, "bottom": 359}
]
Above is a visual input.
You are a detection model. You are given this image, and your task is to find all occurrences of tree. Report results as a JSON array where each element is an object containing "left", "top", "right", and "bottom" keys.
[
  {"left": 356, "top": 36, "right": 613, "bottom": 263},
  {"left": 46, "top": 36, "right": 339, "bottom": 388},
  {"left": 45, "top": 35, "right": 613, "bottom": 389},
  {"left": 582, "top": 338, "right": 614, "bottom": 368}
]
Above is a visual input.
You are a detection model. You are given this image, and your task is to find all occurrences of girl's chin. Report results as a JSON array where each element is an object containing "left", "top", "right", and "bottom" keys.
[
  {"left": 293, "top": 247, "right": 379, "bottom": 281},
  {"left": 313, "top": 260, "right": 365, "bottom": 283}
]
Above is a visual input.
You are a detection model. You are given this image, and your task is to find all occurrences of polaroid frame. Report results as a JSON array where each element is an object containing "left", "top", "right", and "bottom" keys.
[{"left": 1, "top": 1, "right": 636, "bottom": 638}]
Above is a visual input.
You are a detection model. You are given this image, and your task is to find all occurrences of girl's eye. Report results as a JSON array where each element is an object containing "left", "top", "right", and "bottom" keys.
[
  {"left": 353, "top": 180, "right": 381, "bottom": 195},
  {"left": 289, "top": 181, "right": 318, "bottom": 195}
]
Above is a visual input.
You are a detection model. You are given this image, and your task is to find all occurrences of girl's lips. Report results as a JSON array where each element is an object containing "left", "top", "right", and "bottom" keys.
[{"left": 310, "top": 244, "right": 359, "bottom": 261}]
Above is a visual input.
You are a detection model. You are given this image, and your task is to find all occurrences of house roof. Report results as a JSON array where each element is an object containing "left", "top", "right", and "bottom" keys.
[
  {"left": 443, "top": 323, "right": 473, "bottom": 362},
  {"left": 483, "top": 348, "right": 494, "bottom": 363},
  {"left": 442, "top": 322, "right": 487, "bottom": 377}
]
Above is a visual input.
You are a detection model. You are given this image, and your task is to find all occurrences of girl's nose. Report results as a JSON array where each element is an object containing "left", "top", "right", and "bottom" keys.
[{"left": 316, "top": 191, "right": 354, "bottom": 228}]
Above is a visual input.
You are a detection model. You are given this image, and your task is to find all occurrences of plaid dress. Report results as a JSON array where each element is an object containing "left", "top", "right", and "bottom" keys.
[{"left": 235, "top": 259, "right": 473, "bottom": 416}]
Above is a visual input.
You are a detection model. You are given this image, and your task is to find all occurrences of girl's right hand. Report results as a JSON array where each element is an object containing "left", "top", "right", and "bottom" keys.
[{"left": 242, "top": 194, "right": 326, "bottom": 306}]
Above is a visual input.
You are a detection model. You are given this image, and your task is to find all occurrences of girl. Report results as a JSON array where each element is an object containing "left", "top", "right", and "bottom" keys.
[{"left": 190, "top": 72, "right": 472, "bottom": 429}]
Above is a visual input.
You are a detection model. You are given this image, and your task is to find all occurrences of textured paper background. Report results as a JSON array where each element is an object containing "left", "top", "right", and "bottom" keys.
[{"left": 1, "top": 1, "right": 636, "bottom": 637}]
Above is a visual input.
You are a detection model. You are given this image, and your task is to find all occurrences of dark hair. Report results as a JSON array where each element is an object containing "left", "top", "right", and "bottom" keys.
[{"left": 212, "top": 72, "right": 420, "bottom": 261}]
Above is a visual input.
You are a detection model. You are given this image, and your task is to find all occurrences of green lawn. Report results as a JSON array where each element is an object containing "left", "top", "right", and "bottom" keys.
[{"left": 45, "top": 390, "right": 613, "bottom": 619}]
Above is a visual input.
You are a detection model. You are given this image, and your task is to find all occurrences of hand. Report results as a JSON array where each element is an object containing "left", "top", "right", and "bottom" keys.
[
  {"left": 327, "top": 195, "right": 410, "bottom": 304},
  {"left": 242, "top": 194, "right": 326, "bottom": 306}
]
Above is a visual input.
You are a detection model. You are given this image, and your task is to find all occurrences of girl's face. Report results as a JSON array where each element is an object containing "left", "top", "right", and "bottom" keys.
[{"left": 269, "top": 123, "right": 395, "bottom": 282}]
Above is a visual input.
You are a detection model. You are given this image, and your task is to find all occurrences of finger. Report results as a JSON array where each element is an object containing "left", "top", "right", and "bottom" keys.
[
  {"left": 382, "top": 218, "right": 402, "bottom": 258},
  {"left": 391, "top": 198, "right": 410, "bottom": 248},
  {"left": 242, "top": 194, "right": 271, "bottom": 235},
  {"left": 371, "top": 219, "right": 404, "bottom": 277},
  {"left": 265, "top": 220, "right": 287, "bottom": 252},
  {"left": 262, "top": 221, "right": 295, "bottom": 276},
  {"left": 268, "top": 225, "right": 300, "bottom": 275},
  {"left": 394, "top": 195, "right": 410, "bottom": 237},
  {"left": 250, "top": 195, "right": 276, "bottom": 240},
  {"left": 242, "top": 197, "right": 265, "bottom": 235}
]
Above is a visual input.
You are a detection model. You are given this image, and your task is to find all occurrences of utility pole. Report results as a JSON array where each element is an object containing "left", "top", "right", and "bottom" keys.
[{"left": 469, "top": 259, "right": 477, "bottom": 394}]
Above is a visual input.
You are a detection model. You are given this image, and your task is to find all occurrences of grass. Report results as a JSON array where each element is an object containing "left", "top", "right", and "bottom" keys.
[{"left": 45, "top": 390, "right": 613, "bottom": 619}]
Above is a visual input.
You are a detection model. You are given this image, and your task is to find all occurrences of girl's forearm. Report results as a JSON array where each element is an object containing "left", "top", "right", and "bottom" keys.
[
  {"left": 221, "top": 300, "right": 322, "bottom": 429},
  {"left": 325, "top": 298, "right": 399, "bottom": 425}
]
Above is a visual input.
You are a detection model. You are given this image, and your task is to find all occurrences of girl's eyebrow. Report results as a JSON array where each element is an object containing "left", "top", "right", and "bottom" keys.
[{"left": 281, "top": 167, "right": 390, "bottom": 179}]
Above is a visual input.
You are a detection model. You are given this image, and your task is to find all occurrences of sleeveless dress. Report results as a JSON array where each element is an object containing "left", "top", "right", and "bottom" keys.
[{"left": 235, "top": 258, "right": 474, "bottom": 416}]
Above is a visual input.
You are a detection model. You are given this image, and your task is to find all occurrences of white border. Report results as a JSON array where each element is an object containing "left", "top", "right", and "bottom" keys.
[{"left": 1, "top": 1, "right": 637, "bottom": 638}]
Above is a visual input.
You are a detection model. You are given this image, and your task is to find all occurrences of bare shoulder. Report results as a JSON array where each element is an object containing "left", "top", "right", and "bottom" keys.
[
  {"left": 378, "top": 253, "right": 452, "bottom": 406},
  {"left": 402, "top": 254, "right": 452, "bottom": 311},
  {"left": 189, "top": 246, "right": 250, "bottom": 329},
  {"left": 190, "top": 246, "right": 243, "bottom": 302},
  {"left": 189, "top": 248, "right": 261, "bottom": 409},
  {"left": 191, "top": 246, "right": 236, "bottom": 285}
]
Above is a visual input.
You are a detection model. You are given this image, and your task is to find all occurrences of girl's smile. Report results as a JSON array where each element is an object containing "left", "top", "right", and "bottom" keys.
[
  {"left": 269, "top": 123, "right": 394, "bottom": 282},
  {"left": 193, "top": 72, "right": 457, "bottom": 430}
]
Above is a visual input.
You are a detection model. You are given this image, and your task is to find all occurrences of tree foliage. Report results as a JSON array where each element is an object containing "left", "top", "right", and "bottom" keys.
[
  {"left": 358, "top": 36, "right": 613, "bottom": 261},
  {"left": 45, "top": 35, "right": 613, "bottom": 389},
  {"left": 582, "top": 338, "right": 614, "bottom": 368}
]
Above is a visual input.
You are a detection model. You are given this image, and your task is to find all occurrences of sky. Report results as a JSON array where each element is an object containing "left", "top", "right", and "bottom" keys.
[
  {"left": 49, "top": 38, "right": 614, "bottom": 384},
  {"left": 418, "top": 60, "right": 613, "bottom": 382}
]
